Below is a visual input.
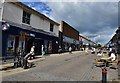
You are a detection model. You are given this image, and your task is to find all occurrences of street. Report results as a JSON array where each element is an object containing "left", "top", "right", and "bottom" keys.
[{"left": 2, "top": 51, "right": 118, "bottom": 81}]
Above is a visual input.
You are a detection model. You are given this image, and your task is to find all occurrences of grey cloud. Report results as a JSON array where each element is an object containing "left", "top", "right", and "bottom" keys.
[{"left": 46, "top": 2, "right": 118, "bottom": 44}]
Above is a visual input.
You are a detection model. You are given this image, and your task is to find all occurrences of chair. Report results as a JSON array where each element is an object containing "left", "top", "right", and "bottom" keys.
[{"left": 95, "top": 59, "right": 104, "bottom": 67}]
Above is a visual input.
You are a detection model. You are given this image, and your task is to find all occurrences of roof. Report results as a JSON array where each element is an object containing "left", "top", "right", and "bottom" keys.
[
  {"left": 6, "top": 1, "right": 59, "bottom": 26},
  {"left": 61, "top": 21, "right": 79, "bottom": 33},
  {"left": 79, "top": 34, "right": 97, "bottom": 44},
  {"left": 106, "top": 27, "right": 120, "bottom": 45}
]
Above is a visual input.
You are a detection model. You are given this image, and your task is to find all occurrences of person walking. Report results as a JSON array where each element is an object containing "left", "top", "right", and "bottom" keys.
[
  {"left": 69, "top": 46, "right": 72, "bottom": 54},
  {"left": 24, "top": 46, "right": 35, "bottom": 60},
  {"left": 41, "top": 45, "right": 45, "bottom": 57},
  {"left": 23, "top": 46, "right": 35, "bottom": 69},
  {"left": 58, "top": 46, "right": 62, "bottom": 54}
]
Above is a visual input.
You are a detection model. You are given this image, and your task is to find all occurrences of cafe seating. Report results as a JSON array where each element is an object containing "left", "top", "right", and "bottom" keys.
[
  {"left": 94, "top": 53, "right": 120, "bottom": 70},
  {"left": 109, "top": 55, "right": 119, "bottom": 69},
  {"left": 95, "top": 59, "right": 104, "bottom": 67}
]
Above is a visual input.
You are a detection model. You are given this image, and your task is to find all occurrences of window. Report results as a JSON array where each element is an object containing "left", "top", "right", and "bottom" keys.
[
  {"left": 22, "top": 11, "right": 31, "bottom": 24},
  {"left": 50, "top": 23, "right": 54, "bottom": 32},
  {"left": 7, "top": 35, "right": 15, "bottom": 54}
]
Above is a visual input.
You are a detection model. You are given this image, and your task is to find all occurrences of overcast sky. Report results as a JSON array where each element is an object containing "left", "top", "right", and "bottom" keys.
[{"left": 19, "top": 0, "right": 118, "bottom": 44}]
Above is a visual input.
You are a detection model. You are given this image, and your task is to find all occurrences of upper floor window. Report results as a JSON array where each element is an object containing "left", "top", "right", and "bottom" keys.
[
  {"left": 50, "top": 23, "right": 54, "bottom": 32},
  {"left": 22, "top": 11, "right": 31, "bottom": 24}
]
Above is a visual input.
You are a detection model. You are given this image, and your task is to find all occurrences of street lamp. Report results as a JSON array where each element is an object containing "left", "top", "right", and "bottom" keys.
[{"left": 2, "top": 22, "right": 10, "bottom": 31}]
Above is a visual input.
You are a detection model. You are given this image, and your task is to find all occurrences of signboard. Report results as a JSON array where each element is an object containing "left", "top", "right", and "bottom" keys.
[
  {"left": 30, "top": 33, "right": 35, "bottom": 37},
  {"left": 20, "top": 31, "right": 35, "bottom": 38}
]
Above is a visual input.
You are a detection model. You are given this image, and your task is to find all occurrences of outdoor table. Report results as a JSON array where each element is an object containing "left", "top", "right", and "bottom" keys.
[
  {"left": 100, "top": 55, "right": 110, "bottom": 67},
  {"left": 100, "top": 56, "right": 110, "bottom": 61}
]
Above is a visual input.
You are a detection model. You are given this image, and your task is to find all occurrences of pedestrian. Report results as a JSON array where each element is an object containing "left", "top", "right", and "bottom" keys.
[
  {"left": 97, "top": 51, "right": 103, "bottom": 57},
  {"left": 58, "top": 46, "right": 62, "bottom": 54},
  {"left": 23, "top": 46, "right": 35, "bottom": 69},
  {"left": 41, "top": 45, "right": 45, "bottom": 57},
  {"left": 24, "top": 46, "right": 35, "bottom": 60},
  {"left": 69, "top": 46, "right": 72, "bottom": 54},
  {"left": 109, "top": 50, "right": 116, "bottom": 61}
]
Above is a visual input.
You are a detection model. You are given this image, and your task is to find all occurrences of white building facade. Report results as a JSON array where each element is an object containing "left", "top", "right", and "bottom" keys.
[{"left": 1, "top": 1, "right": 60, "bottom": 57}]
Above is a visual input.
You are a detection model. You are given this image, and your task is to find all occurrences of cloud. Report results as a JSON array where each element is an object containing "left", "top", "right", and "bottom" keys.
[
  {"left": 18, "top": 0, "right": 119, "bottom": 2},
  {"left": 21, "top": 1, "right": 118, "bottom": 44},
  {"left": 23, "top": 2, "right": 52, "bottom": 16},
  {"left": 46, "top": 2, "right": 118, "bottom": 44}
]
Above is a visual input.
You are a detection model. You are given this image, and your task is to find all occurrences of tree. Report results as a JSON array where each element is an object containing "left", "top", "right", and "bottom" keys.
[{"left": 97, "top": 44, "right": 102, "bottom": 47}]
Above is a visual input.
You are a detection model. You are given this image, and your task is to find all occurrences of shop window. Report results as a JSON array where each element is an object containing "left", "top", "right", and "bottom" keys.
[
  {"left": 18, "top": 39, "right": 25, "bottom": 53},
  {"left": 7, "top": 35, "right": 15, "bottom": 54},
  {"left": 48, "top": 41, "right": 52, "bottom": 53},
  {"left": 50, "top": 23, "right": 54, "bottom": 32},
  {"left": 44, "top": 40, "right": 48, "bottom": 53},
  {"left": 22, "top": 10, "right": 31, "bottom": 24}
]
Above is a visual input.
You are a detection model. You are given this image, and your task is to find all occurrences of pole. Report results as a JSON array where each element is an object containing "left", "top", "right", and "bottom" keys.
[
  {"left": 23, "top": 58, "right": 27, "bottom": 69},
  {"left": 102, "top": 62, "right": 107, "bottom": 83},
  {"left": 0, "top": 0, "right": 5, "bottom": 21},
  {"left": 102, "top": 68, "right": 107, "bottom": 83}
]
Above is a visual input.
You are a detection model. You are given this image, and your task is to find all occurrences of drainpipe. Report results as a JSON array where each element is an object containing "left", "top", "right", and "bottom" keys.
[
  {"left": 0, "top": 0, "right": 5, "bottom": 63},
  {"left": 0, "top": 0, "right": 5, "bottom": 21}
]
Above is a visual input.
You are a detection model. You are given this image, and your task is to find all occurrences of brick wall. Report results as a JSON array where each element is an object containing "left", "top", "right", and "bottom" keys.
[{"left": 62, "top": 21, "right": 79, "bottom": 40}]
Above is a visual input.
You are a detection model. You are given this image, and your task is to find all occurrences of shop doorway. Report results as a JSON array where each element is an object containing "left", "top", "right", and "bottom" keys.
[
  {"left": 26, "top": 38, "right": 44, "bottom": 55},
  {"left": 33, "top": 40, "right": 44, "bottom": 55}
]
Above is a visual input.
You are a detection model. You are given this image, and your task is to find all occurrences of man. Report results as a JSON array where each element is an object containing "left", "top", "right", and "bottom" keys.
[
  {"left": 58, "top": 46, "right": 62, "bottom": 54},
  {"left": 69, "top": 46, "right": 72, "bottom": 54},
  {"left": 41, "top": 45, "right": 45, "bottom": 57},
  {"left": 109, "top": 52, "right": 116, "bottom": 61},
  {"left": 23, "top": 46, "right": 35, "bottom": 69},
  {"left": 24, "top": 46, "right": 35, "bottom": 60}
]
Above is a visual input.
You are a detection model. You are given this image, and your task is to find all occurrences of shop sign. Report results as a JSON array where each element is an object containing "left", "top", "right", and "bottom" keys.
[
  {"left": 30, "top": 33, "right": 35, "bottom": 37},
  {"left": 20, "top": 31, "right": 35, "bottom": 37}
]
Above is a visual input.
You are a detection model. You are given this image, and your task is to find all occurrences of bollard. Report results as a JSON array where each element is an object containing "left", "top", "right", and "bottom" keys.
[
  {"left": 23, "top": 53, "right": 30, "bottom": 69},
  {"left": 102, "top": 67, "right": 107, "bottom": 83},
  {"left": 23, "top": 59, "right": 27, "bottom": 69}
]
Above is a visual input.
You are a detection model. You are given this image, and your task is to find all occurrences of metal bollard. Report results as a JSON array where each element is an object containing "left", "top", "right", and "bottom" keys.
[
  {"left": 23, "top": 59, "right": 27, "bottom": 69},
  {"left": 102, "top": 67, "right": 107, "bottom": 83}
]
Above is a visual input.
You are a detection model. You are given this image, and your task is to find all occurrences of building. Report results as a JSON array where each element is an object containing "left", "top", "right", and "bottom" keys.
[
  {"left": 116, "top": 27, "right": 120, "bottom": 54},
  {"left": 1, "top": 1, "right": 60, "bottom": 57},
  {"left": 79, "top": 35, "right": 97, "bottom": 49},
  {"left": 59, "top": 21, "right": 79, "bottom": 52},
  {"left": 107, "top": 27, "right": 120, "bottom": 53},
  {"left": 79, "top": 35, "right": 83, "bottom": 50}
]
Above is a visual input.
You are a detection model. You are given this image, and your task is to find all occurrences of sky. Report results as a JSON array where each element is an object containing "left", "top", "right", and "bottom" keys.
[{"left": 18, "top": 0, "right": 119, "bottom": 45}]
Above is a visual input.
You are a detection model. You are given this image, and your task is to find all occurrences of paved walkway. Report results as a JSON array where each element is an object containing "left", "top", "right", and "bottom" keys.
[
  {"left": 0, "top": 51, "right": 84, "bottom": 70},
  {"left": 2, "top": 51, "right": 119, "bottom": 82}
]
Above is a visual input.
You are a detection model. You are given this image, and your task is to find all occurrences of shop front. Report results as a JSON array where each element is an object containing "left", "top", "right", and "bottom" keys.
[
  {"left": 62, "top": 35, "right": 79, "bottom": 52},
  {"left": 2, "top": 23, "right": 59, "bottom": 57}
]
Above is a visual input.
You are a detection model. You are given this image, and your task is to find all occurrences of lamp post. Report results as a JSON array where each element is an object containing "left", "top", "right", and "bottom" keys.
[{"left": 1, "top": 22, "right": 10, "bottom": 62}]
